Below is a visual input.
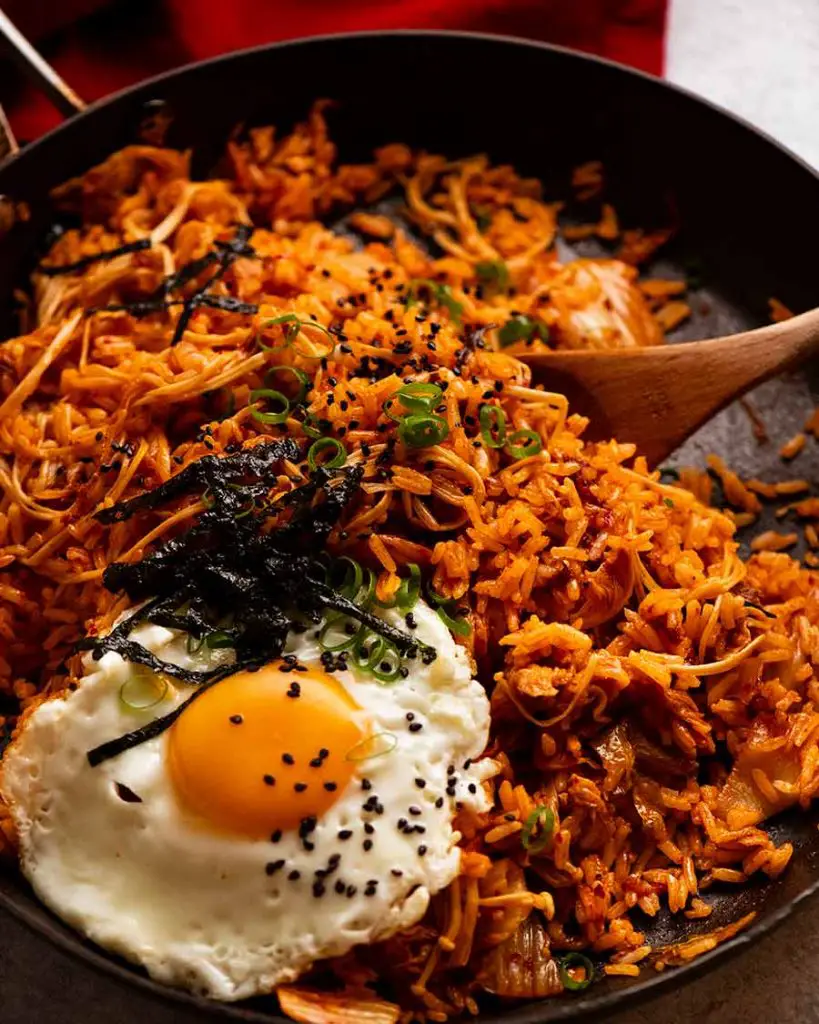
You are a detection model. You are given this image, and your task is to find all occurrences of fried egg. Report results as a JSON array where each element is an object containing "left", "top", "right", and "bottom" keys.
[{"left": 1, "top": 599, "right": 492, "bottom": 1000}]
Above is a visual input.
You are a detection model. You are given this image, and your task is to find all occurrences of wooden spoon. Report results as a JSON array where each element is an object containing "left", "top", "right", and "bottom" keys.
[{"left": 521, "top": 306, "right": 819, "bottom": 466}]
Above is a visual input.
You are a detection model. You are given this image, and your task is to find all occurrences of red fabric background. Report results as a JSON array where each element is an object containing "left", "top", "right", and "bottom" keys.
[{"left": 6, "top": 0, "right": 667, "bottom": 141}]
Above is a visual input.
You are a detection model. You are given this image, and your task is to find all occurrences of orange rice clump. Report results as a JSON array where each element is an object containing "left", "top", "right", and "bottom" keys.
[{"left": 1, "top": 104, "right": 818, "bottom": 1021}]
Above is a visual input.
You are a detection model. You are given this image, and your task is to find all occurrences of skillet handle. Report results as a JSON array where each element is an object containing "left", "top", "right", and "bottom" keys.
[{"left": 0, "top": 9, "right": 86, "bottom": 156}]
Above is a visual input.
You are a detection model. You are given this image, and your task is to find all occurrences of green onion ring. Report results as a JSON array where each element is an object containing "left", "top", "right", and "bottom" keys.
[
  {"left": 371, "top": 643, "right": 403, "bottom": 683},
  {"left": 264, "top": 364, "right": 310, "bottom": 405},
  {"left": 353, "top": 629, "right": 387, "bottom": 670},
  {"left": 249, "top": 388, "right": 290, "bottom": 425},
  {"left": 479, "top": 404, "right": 507, "bottom": 448},
  {"left": 327, "top": 557, "right": 364, "bottom": 600},
  {"left": 119, "top": 671, "right": 168, "bottom": 711},
  {"left": 505, "top": 428, "right": 543, "bottom": 459},
  {"left": 301, "top": 411, "right": 327, "bottom": 439},
  {"left": 397, "top": 413, "right": 449, "bottom": 448},
  {"left": 307, "top": 437, "right": 347, "bottom": 471},
  {"left": 318, "top": 615, "right": 363, "bottom": 652},
  {"left": 558, "top": 953, "right": 595, "bottom": 992},
  {"left": 396, "top": 563, "right": 421, "bottom": 610},
  {"left": 205, "top": 630, "right": 235, "bottom": 649},
  {"left": 521, "top": 805, "right": 555, "bottom": 853},
  {"left": 345, "top": 731, "right": 398, "bottom": 762},
  {"left": 437, "top": 604, "right": 472, "bottom": 637},
  {"left": 395, "top": 382, "right": 443, "bottom": 413}
]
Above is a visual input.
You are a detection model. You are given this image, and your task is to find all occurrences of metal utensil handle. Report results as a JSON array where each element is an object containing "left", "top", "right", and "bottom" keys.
[
  {"left": 0, "top": 7, "right": 87, "bottom": 158},
  {"left": 0, "top": 9, "right": 86, "bottom": 119}
]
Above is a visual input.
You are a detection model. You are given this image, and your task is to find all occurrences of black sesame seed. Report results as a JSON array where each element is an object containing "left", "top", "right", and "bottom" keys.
[
  {"left": 447, "top": 766, "right": 456, "bottom": 775},
  {"left": 346, "top": 885, "right": 357, "bottom": 898},
  {"left": 391, "top": 868, "right": 403, "bottom": 877},
  {"left": 288, "top": 870, "right": 301, "bottom": 881},
  {"left": 338, "top": 829, "right": 353, "bottom": 840},
  {"left": 312, "top": 881, "right": 326, "bottom": 898},
  {"left": 415, "top": 778, "right": 426, "bottom": 789},
  {"left": 418, "top": 845, "right": 428, "bottom": 857},
  {"left": 361, "top": 778, "right": 373, "bottom": 791},
  {"left": 468, "top": 783, "right": 477, "bottom": 794},
  {"left": 263, "top": 774, "right": 276, "bottom": 786},
  {"left": 282, "top": 753, "right": 295, "bottom": 765},
  {"left": 319, "top": 748, "right": 329, "bottom": 758},
  {"left": 324, "top": 781, "right": 337, "bottom": 792},
  {"left": 406, "top": 712, "right": 415, "bottom": 721},
  {"left": 265, "top": 860, "right": 285, "bottom": 876},
  {"left": 409, "top": 722, "right": 423, "bottom": 733},
  {"left": 463, "top": 759, "right": 473, "bottom": 769},
  {"left": 229, "top": 714, "right": 243, "bottom": 725},
  {"left": 363, "top": 839, "right": 373, "bottom": 851},
  {"left": 294, "top": 782, "right": 308, "bottom": 793},
  {"left": 435, "top": 797, "right": 444, "bottom": 809},
  {"left": 271, "top": 829, "right": 283, "bottom": 843},
  {"left": 409, "top": 806, "right": 422, "bottom": 816},
  {"left": 309, "top": 758, "right": 323, "bottom": 768},
  {"left": 335, "top": 879, "right": 346, "bottom": 894}
]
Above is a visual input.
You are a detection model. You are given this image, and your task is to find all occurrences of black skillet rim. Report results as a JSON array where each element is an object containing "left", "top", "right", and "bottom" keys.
[{"left": 1, "top": 26, "right": 819, "bottom": 1024}]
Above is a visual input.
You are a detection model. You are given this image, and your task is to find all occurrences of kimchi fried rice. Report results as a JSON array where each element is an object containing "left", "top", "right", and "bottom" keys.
[{"left": 1, "top": 102, "right": 819, "bottom": 1020}]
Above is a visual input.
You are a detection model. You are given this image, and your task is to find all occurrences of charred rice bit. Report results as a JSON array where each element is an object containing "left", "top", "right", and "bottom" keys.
[{"left": 1, "top": 103, "right": 819, "bottom": 1019}]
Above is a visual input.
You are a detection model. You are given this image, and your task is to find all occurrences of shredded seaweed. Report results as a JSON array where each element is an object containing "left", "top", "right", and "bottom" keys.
[
  {"left": 38, "top": 238, "right": 152, "bottom": 277},
  {"left": 83, "top": 439, "right": 434, "bottom": 766},
  {"left": 84, "top": 224, "right": 260, "bottom": 340}
]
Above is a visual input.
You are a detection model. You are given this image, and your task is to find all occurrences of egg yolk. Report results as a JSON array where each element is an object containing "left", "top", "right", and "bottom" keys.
[{"left": 168, "top": 661, "right": 363, "bottom": 838}]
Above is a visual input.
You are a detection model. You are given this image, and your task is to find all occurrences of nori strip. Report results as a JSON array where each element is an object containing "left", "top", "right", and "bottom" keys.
[{"left": 38, "top": 238, "right": 152, "bottom": 277}]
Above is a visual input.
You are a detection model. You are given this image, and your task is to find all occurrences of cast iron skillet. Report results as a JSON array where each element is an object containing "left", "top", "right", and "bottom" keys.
[{"left": 0, "top": 28, "right": 818, "bottom": 1024}]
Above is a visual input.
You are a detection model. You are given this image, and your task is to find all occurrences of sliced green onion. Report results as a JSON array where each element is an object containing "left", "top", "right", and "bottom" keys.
[
  {"left": 398, "top": 413, "right": 449, "bottom": 448},
  {"left": 307, "top": 437, "right": 347, "bottom": 471},
  {"left": 205, "top": 630, "right": 235, "bottom": 649},
  {"left": 498, "top": 314, "right": 549, "bottom": 348},
  {"left": 186, "top": 633, "right": 206, "bottom": 655},
  {"left": 119, "top": 669, "right": 168, "bottom": 711},
  {"left": 318, "top": 614, "right": 362, "bottom": 652},
  {"left": 426, "top": 583, "right": 452, "bottom": 607},
  {"left": 301, "top": 411, "right": 330, "bottom": 439},
  {"left": 345, "top": 731, "right": 398, "bottom": 762},
  {"left": 395, "top": 382, "right": 442, "bottom": 413},
  {"left": 505, "top": 429, "right": 542, "bottom": 459},
  {"left": 437, "top": 604, "right": 472, "bottom": 637},
  {"left": 235, "top": 497, "right": 256, "bottom": 519},
  {"left": 371, "top": 643, "right": 403, "bottom": 683},
  {"left": 375, "top": 563, "right": 421, "bottom": 610},
  {"left": 249, "top": 388, "right": 290, "bottom": 425},
  {"left": 663, "top": 497, "right": 675, "bottom": 508},
  {"left": 396, "top": 563, "right": 421, "bottom": 610},
  {"left": 475, "top": 259, "right": 510, "bottom": 296},
  {"left": 353, "top": 629, "right": 387, "bottom": 671},
  {"left": 358, "top": 567, "right": 377, "bottom": 609},
  {"left": 521, "top": 805, "right": 556, "bottom": 853},
  {"left": 558, "top": 953, "right": 595, "bottom": 992},
  {"left": 200, "top": 487, "right": 215, "bottom": 509},
  {"left": 327, "top": 557, "right": 363, "bottom": 600},
  {"left": 479, "top": 404, "right": 507, "bottom": 448},
  {"left": 264, "top": 364, "right": 310, "bottom": 405},
  {"left": 407, "top": 279, "right": 463, "bottom": 323},
  {"left": 262, "top": 314, "right": 335, "bottom": 359}
]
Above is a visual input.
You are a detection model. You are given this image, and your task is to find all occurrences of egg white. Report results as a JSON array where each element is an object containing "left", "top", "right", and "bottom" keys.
[{"left": 1, "top": 599, "right": 492, "bottom": 1000}]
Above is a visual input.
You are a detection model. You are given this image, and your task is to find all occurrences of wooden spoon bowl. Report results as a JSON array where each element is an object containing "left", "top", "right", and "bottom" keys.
[{"left": 522, "top": 307, "right": 819, "bottom": 466}]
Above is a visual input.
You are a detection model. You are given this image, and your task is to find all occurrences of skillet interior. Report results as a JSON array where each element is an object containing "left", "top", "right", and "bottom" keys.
[{"left": 0, "top": 29, "right": 818, "bottom": 1023}]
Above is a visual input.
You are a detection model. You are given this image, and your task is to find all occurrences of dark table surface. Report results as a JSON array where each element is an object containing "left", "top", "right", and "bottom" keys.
[{"left": 1, "top": 893, "right": 817, "bottom": 1024}]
